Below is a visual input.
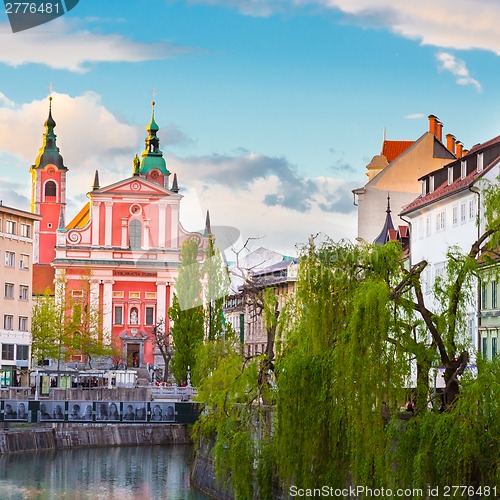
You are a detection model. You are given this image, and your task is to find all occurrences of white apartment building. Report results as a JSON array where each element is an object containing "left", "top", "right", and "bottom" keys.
[
  {"left": 0, "top": 204, "right": 42, "bottom": 386},
  {"left": 401, "top": 135, "right": 500, "bottom": 355}
]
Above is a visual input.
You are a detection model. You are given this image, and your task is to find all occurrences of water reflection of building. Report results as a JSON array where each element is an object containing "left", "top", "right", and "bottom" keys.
[
  {"left": 0, "top": 445, "right": 200, "bottom": 499},
  {"left": 30, "top": 99, "right": 209, "bottom": 368}
]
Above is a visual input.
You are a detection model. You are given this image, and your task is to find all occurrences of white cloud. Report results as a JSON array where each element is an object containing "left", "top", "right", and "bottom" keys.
[
  {"left": 171, "top": 153, "right": 358, "bottom": 254},
  {"left": 194, "top": 1, "right": 500, "bottom": 56},
  {"left": 405, "top": 113, "right": 425, "bottom": 120},
  {"left": 0, "top": 19, "right": 191, "bottom": 72},
  {"left": 0, "top": 91, "right": 142, "bottom": 216},
  {"left": 0, "top": 91, "right": 358, "bottom": 255},
  {"left": 436, "top": 52, "right": 481, "bottom": 91},
  {"left": 178, "top": 175, "right": 356, "bottom": 256},
  {"left": 0, "top": 92, "right": 15, "bottom": 108},
  {"left": 188, "top": 0, "right": 275, "bottom": 17}
]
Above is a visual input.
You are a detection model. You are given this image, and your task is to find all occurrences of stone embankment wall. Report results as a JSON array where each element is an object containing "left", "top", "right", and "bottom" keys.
[
  {"left": 191, "top": 437, "right": 287, "bottom": 500},
  {"left": 0, "top": 424, "right": 191, "bottom": 454},
  {"left": 190, "top": 438, "right": 234, "bottom": 500}
]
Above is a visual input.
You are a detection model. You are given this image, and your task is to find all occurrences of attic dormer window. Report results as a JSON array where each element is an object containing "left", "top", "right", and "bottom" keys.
[
  {"left": 448, "top": 167, "right": 453, "bottom": 185},
  {"left": 477, "top": 152, "right": 484, "bottom": 173},
  {"left": 422, "top": 180, "right": 427, "bottom": 196},
  {"left": 429, "top": 175, "right": 435, "bottom": 193},
  {"left": 461, "top": 160, "right": 467, "bottom": 179}
]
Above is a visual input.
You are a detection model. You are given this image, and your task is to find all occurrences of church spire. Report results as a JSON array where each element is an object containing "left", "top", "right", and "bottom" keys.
[
  {"left": 33, "top": 96, "right": 67, "bottom": 171},
  {"left": 204, "top": 210, "right": 212, "bottom": 236},
  {"left": 373, "top": 193, "right": 395, "bottom": 245},
  {"left": 92, "top": 170, "right": 100, "bottom": 191},
  {"left": 139, "top": 100, "right": 169, "bottom": 177},
  {"left": 171, "top": 173, "right": 179, "bottom": 193}
]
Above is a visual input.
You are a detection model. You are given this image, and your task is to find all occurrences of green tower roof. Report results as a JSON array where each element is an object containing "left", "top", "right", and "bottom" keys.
[
  {"left": 139, "top": 101, "right": 169, "bottom": 175},
  {"left": 33, "top": 97, "right": 67, "bottom": 171}
]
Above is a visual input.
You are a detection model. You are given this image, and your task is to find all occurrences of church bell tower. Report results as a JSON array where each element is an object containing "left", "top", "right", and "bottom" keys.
[{"left": 30, "top": 97, "right": 68, "bottom": 264}]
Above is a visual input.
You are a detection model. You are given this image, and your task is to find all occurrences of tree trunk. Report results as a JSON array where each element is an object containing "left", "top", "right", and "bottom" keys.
[
  {"left": 442, "top": 351, "right": 469, "bottom": 408},
  {"left": 415, "top": 359, "right": 430, "bottom": 414}
]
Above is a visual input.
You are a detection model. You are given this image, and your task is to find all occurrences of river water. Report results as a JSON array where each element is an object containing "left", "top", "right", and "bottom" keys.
[{"left": 0, "top": 444, "right": 210, "bottom": 499}]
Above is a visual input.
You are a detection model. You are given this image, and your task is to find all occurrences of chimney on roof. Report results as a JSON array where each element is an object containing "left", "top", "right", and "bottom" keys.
[
  {"left": 463, "top": 149, "right": 469, "bottom": 156},
  {"left": 428, "top": 115, "right": 439, "bottom": 136},
  {"left": 455, "top": 141, "right": 463, "bottom": 158},
  {"left": 436, "top": 121, "right": 443, "bottom": 142},
  {"left": 446, "top": 133, "right": 456, "bottom": 156}
]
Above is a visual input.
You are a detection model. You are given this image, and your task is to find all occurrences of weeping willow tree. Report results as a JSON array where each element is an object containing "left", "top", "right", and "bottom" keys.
[
  {"left": 194, "top": 178, "right": 500, "bottom": 497},
  {"left": 203, "top": 234, "right": 230, "bottom": 342},
  {"left": 276, "top": 224, "right": 500, "bottom": 492},
  {"left": 275, "top": 239, "right": 410, "bottom": 490},
  {"left": 194, "top": 287, "right": 285, "bottom": 500}
]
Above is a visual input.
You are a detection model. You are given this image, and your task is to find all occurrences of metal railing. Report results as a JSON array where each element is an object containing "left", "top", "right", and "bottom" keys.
[{"left": 150, "top": 385, "right": 197, "bottom": 401}]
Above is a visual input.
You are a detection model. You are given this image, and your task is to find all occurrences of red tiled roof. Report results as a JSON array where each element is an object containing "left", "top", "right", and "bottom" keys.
[
  {"left": 398, "top": 225, "right": 409, "bottom": 238},
  {"left": 401, "top": 153, "right": 500, "bottom": 215},
  {"left": 387, "top": 229, "right": 398, "bottom": 241},
  {"left": 33, "top": 264, "right": 55, "bottom": 295},
  {"left": 382, "top": 140, "right": 414, "bottom": 162},
  {"left": 468, "top": 134, "right": 500, "bottom": 155},
  {"left": 401, "top": 173, "right": 474, "bottom": 215}
]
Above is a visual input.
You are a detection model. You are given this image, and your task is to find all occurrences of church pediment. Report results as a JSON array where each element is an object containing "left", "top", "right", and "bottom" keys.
[{"left": 93, "top": 177, "right": 175, "bottom": 197}]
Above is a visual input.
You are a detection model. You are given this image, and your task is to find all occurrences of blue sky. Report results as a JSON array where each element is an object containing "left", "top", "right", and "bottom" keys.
[{"left": 0, "top": 0, "right": 499, "bottom": 255}]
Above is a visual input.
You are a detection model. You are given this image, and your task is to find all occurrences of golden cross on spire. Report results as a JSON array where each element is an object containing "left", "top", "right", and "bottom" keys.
[
  {"left": 151, "top": 87, "right": 157, "bottom": 102},
  {"left": 49, "top": 82, "right": 54, "bottom": 98}
]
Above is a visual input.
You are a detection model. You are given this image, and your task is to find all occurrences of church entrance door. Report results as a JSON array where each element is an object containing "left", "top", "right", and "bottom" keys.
[{"left": 127, "top": 343, "right": 141, "bottom": 368}]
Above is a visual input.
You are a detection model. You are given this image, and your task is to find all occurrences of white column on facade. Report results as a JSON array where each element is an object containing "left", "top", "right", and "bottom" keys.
[
  {"left": 104, "top": 202, "right": 113, "bottom": 246},
  {"left": 158, "top": 202, "right": 167, "bottom": 248},
  {"left": 170, "top": 205, "right": 179, "bottom": 249},
  {"left": 91, "top": 201, "right": 101, "bottom": 246},
  {"left": 102, "top": 279, "right": 114, "bottom": 343},
  {"left": 121, "top": 218, "right": 128, "bottom": 248},
  {"left": 156, "top": 280, "right": 167, "bottom": 322}
]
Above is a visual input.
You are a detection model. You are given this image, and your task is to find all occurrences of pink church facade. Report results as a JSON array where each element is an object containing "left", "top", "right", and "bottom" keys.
[{"left": 31, "top": 100, "right": 208, "bottom": 368}]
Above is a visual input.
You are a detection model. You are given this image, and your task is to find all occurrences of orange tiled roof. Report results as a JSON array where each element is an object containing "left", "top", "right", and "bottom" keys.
[
  {"left": 67, "top": 202, "right": 90, "bottom": 230},
  {"left": 398, "top": 225, "right": 409, "bottom": 239},
  {"left": 382, "top": 140, "right": 414, "bottom": 162},
  {"left": 32, "top": 264, "right": 55, "bottom": 295},
  {"left": 387, "top": 229, "right": 398, "bottom": 241}
]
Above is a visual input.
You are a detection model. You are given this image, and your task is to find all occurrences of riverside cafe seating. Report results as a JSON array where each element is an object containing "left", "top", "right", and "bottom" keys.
[{"left": 29, "top": 368, "right": 138, "bottom": 395}]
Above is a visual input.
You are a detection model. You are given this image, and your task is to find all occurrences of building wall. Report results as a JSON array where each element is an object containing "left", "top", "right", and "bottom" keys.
[
  {"left": 406, "top": 163, "right": 499, "bottom": 353},
  {"left": 232, "top": 262, "right": 297, "bottom": 358},
  {"left": 0, "top": 205, "right": 41, "bottom": 385},
  {"left": 53, "top": 177, "right": 207, "bottom": 368},
  {"left": 356, "top": 131, "right": 456, "bottom": 243},
  {"left": 478, "top": 270, "right": 500, "bottom": 360}
]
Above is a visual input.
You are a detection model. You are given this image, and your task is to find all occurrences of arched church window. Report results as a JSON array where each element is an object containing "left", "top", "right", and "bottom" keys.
[
  {"left": 130, "top": 307, "right": 139, "bottom": 325},
  {"left": 44, "top": 180, "right": 57, "bottom": 198},
  {"left": 129, "top": 219, "right": 142, "bottom": 250}
]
